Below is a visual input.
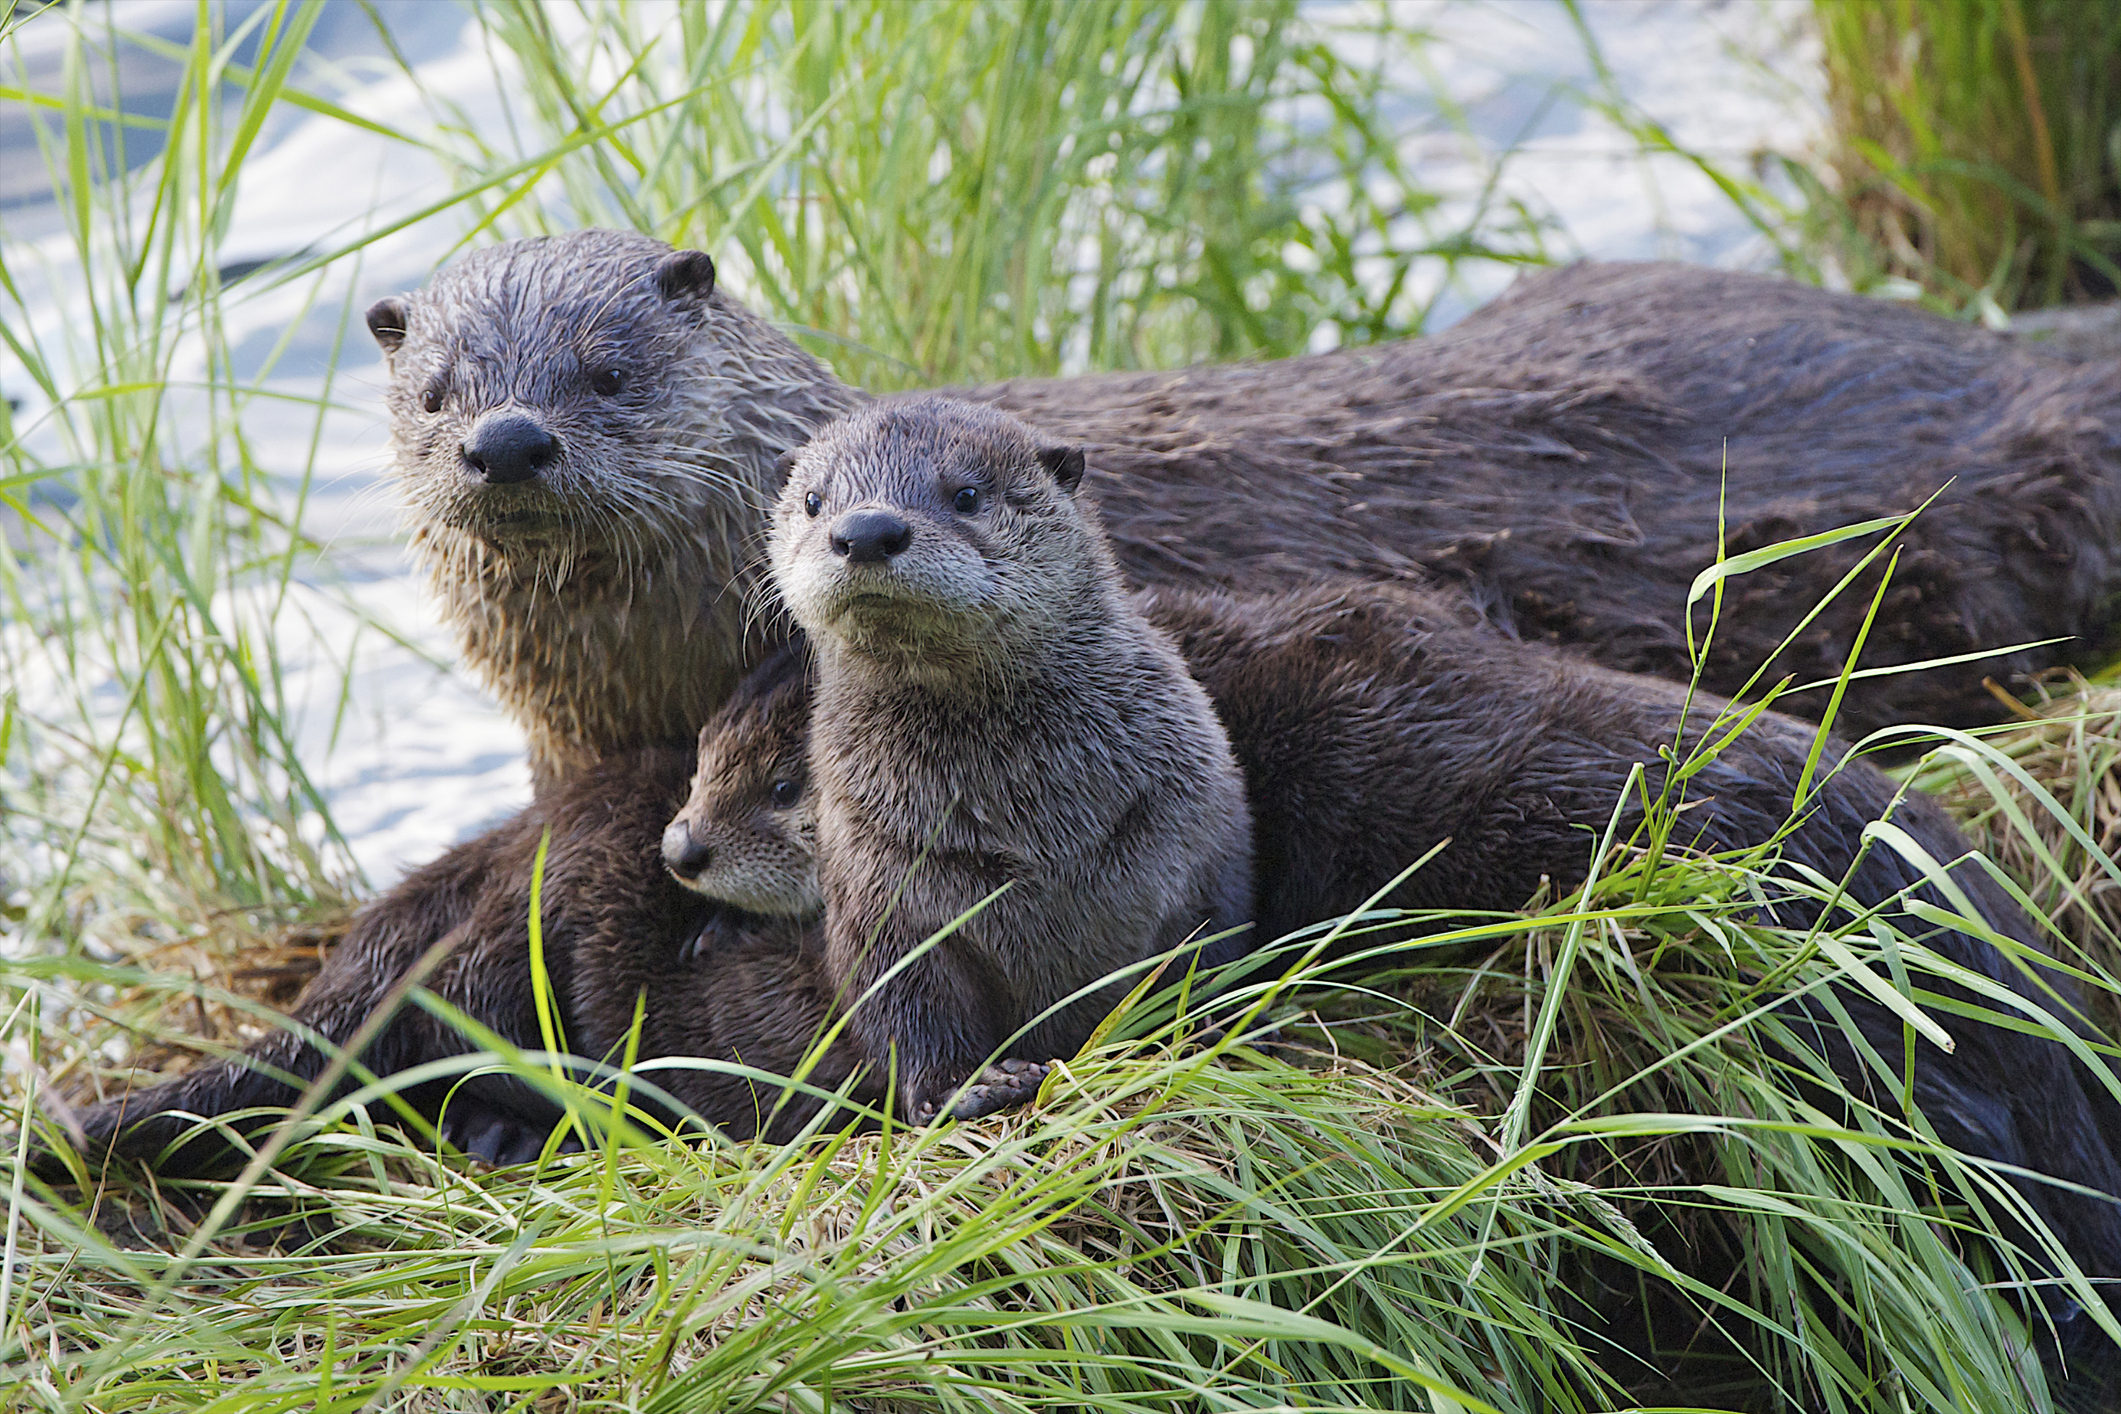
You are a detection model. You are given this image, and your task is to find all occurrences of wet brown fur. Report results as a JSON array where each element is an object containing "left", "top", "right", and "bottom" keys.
[
  {"left": 661, "top": 638, "right": 821, "bottom": 918},
  {"left": 372, "top": 232, "right": 2121, "bottom": 783},
  {"left": 1140, "top": 582, "right": 2121, "bottom": 1288},
  {"left": 773, "top": 397, "right": 1254, "bottom": 1120},
  {"left": 979, "top": 263, "right": 2121, "bottom": 741}
]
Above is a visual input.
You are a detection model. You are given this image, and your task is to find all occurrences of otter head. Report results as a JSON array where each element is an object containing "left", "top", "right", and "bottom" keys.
[
  {"left": 768, "top": 395, "right": 1098, "bottom": 665},
  {"left": 366, "top": 230, "right": 853, "bottom": 581},
  {"left": 660, "top": 639, "right": 821, "bottom": 916}
]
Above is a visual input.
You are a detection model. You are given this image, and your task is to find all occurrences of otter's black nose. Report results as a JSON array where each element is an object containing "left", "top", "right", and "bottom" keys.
[
  {"left": 462, "top": 414, "right": 560, "bottom": 485},
  {"left": 831, "top": 509, "right": 913, "bottom": 564},
  {"left": 661, "top": 820, "right": 712, "bottom": 878}
]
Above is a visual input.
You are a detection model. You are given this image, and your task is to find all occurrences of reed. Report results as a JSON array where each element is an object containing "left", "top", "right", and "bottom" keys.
[{"left": 1813, "top": 0, "right": 2121, "bottom": 311}]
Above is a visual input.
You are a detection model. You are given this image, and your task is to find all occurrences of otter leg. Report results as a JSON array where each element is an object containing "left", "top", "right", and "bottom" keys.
[
  {"left": 830, "top": 913, "right": 1016, "bottom": 1124},
  {"left": 39, "top": 820, "right": 551, "bottom": 1180},
  {"left": 49, "top": 898, "right": 480, "bottom": 1181}
]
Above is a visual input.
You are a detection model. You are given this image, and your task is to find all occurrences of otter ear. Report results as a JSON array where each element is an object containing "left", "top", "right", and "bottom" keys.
[
  {"left": 365, "top": 297, "right": 408, "bottom": 355},
  {"left": 1037, "top": 443, "right": 1086, "bottom": 494},
  {"left": 655, "top": 250, "right": 717, "bottom": 303},
  {"left": 772, "top": 448, "right": 801, "bottom": 488}
]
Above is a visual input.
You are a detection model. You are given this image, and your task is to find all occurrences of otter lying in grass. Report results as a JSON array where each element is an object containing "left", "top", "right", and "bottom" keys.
[
  {"left": 364, "top": 230, "right": 2121, "bottom": 795},
  {"left": 769, "top": 396, "right": 1255, "bottom": 1122}
]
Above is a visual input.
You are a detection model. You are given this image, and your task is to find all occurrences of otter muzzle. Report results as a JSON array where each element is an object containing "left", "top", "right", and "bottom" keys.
[
  {"left": 662, "top": 819, "right": 712, "bottom": 879},
  {"left": 463, "top": 413, "right": 562, "bottom": 486}
]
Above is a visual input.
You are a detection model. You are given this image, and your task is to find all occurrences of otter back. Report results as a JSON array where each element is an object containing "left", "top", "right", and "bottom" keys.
[{"left": 373, "top": 233, "right": 2121, "bottom": 787}]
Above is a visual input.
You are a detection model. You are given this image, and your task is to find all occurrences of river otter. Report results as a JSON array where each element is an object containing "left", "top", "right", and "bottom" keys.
[
  {"left": 660, "top": 638, "right": 821, "bottom": 921},
  {"left": 770, "top": 396, "right": 1253, "bottom": 1122},
  {"left": 368, "top": 231, "right": 2121, "bottom": 787}
]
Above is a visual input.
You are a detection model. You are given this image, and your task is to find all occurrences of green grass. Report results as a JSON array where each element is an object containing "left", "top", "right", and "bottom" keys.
[
  {"left": 1809, "top": 0, "right": 2121, "bottom": 314},
  {"left": 1569, "top": 0, "right": 2121, "bottom": 318},
  {"left": 430, "top": 0, "right": 1550, "bottom": 387},
  {"left": 5, "top": 2, "right": 2121, "bottom": 1411},
  {"left": 0, "top": 0, "right": 365, "bottom": 931}
]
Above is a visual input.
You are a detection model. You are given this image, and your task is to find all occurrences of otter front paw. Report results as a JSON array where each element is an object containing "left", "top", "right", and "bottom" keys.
[
  {"left": 910, "top": 1059, "right": 1053, "bottom": 1125},
  {"left": 677, "top": 908, "right": 741, "bottom": 965},
  {"left": 439, "top": 1103, "right": 582, "bottom": 1167}
]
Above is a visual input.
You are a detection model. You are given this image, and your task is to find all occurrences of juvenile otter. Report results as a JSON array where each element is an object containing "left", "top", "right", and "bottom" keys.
[
  {"left": 770, "top": 396, "right": 1253, "bottom": 1122},
  {"left": 660, "top": 638, "right": 821, "bottom": 921},
  {"left": 369, "top": 231, "right": 2121, "bottom": 779}
]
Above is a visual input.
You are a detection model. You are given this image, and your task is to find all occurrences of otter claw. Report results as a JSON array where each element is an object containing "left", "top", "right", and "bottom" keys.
[
  {"left": 931, "top": 1059, "right": 1052, "bottom": 1123},
  {"left": 906, "top": 1060, "right": 1052, "bottom": 1125}
]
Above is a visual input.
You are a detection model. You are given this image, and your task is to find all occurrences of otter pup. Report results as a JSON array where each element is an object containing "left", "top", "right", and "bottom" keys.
[
  {"left": 660, "top": 638, "right": 821, "bottom": 923},
  {"left": 368, "top": 231, "right": 2121, "bottom": 785},
  {"left": 770, "top": 396, "right": 1254, "bottom": 1122}
]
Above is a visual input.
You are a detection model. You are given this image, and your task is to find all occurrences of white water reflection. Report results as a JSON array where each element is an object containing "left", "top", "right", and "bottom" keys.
[{"left": 0, "top": 0, "right": 1820, "bottom": 886}]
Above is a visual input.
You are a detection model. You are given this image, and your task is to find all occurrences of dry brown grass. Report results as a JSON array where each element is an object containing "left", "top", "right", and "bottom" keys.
[{"left": 1914, "top": 670, "right": 2121, "bottom": 1033}]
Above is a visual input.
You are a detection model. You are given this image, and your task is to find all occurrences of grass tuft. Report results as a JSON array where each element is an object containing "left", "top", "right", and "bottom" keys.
[{"left": 1812, "top": 0, "right": 2121, "bottom": 313}]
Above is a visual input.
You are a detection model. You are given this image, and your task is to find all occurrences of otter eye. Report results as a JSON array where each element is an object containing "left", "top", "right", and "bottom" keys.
[
  {"left": 770, "top": 779, "right": 801, "bottom": 808},
  {"left": 803, "top": 492, "right": 822, "bottom": 518},
  {"left": 419, "top": 379, "right": 446, "bottom": 414},
  {"left": 590, "top": 366, "right": 624, "bottom": 397},
  {"left": 953, "top": 486, "right": 981, "bottom": 514}
]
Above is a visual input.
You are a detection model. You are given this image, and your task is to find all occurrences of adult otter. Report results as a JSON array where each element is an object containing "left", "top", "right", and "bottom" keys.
[
  {"left": 771, "top": 397, "right": 1253, "bottom": 1122},
  {"left": 367, "top": 230, "right": 2121, "bottom": 786}
]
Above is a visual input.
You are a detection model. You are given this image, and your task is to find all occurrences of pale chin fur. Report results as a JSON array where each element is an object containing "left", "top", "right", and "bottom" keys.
[
  {"left": 696, "top": 874, "right": 821, "bottom": 918},
  {"left": 787, "top": 572, "right": 992, "bottom": 654}
]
